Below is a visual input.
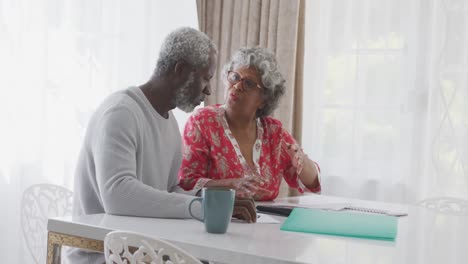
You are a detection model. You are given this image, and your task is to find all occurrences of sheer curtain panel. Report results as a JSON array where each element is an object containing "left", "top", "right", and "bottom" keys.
[
  {"left": 0, "top": 0, "right": 198, "bottom": 262},
  {"left": 302, "top": 0, "right": 468, "bottom": 203}
]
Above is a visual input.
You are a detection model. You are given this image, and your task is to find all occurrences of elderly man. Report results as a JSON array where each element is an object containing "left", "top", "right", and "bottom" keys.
[{"left": 68, "top": 27, "right": 256, "bottom": 264}]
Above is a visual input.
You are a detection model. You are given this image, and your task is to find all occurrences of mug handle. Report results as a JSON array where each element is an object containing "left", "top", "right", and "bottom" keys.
[{"left": 189, "top": 197, "right": 204, "bottom": 222}]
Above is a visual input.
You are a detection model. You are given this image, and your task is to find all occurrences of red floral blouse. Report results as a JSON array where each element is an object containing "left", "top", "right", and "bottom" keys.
[{"left": 178, "top": 105, "right": 321, "bottom": 201}]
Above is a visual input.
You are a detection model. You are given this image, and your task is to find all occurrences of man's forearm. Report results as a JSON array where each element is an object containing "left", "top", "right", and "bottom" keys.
[{"left": 101, "top": 177, "right": 196, "bottom": 218}]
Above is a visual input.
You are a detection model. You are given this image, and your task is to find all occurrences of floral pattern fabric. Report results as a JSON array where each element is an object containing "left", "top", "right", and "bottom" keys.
[{"left": 178, "top": 104, "right": 321, "bottom": 201}]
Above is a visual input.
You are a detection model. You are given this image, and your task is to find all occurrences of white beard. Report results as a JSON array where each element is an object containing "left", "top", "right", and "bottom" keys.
[{"left": 174, "top": 72, "right": 202, "bottom": 113}]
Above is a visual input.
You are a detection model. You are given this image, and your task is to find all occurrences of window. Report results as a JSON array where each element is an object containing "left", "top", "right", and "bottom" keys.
[{"left": 302, "top": 0, "right": 468, "bottom": 202}]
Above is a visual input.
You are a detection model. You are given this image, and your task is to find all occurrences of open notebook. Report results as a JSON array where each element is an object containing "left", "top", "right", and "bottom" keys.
[{"left": 256, "top": 202, "right": 408, "bottom": 217}]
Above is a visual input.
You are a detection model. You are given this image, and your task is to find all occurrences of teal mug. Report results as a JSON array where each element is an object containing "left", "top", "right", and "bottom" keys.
[{"left": 189, "top": 188, "right": 235, "bottom": 234}]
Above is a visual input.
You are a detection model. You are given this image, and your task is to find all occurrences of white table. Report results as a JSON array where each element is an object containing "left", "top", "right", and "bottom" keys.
[{"left": 47, "top": 195, "right": 468, "bottom": 264}]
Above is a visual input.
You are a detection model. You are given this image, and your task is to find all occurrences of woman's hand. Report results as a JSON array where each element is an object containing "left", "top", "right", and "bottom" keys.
[
  {"left": 283, "top": 141, "right": 305, "bottom": 175},
  {"left": 229, "top": 176, "right": 272, "bottom": 199},
  {"left": 204, "top": 176, "right": 273, "bottom": 199},
  {"left": 282, "top": 140, "right": 320, "bottom": 190}
]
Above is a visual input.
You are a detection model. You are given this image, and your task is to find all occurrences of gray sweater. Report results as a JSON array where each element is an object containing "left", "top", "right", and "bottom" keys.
[{"left": 67, "top": 86, "right": 199, "bottom": 263}]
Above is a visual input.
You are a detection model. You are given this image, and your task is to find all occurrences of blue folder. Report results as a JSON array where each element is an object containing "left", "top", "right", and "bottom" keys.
[{"left": 280, "top": 208, "right": 398, "bottom": 241}]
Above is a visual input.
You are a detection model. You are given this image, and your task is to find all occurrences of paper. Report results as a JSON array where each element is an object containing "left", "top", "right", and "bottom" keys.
[
  {"left": 230, "top": 213, "right": 280, "bottom": 224},
  {"left": 256, "top": 213, "right": 281, "bottom": 224},
  {"left": 344, "top": 206, "right": 408, "bottom": 217},
  {"left": 280, "top": 208, "right": 398, "bottom": 241},
  {"left": 258, "top": 202, "right": 408, "bottom": 217},
  {"left": 265, "top": 202, "right": 351, "bottom": 211}
]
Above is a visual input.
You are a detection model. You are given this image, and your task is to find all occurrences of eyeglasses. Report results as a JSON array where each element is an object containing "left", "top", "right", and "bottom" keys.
[{"left": 227, "top": 71, "right": 262, "bottom": 92}]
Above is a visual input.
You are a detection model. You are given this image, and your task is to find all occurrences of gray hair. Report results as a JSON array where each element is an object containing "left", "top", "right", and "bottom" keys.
[
  {"left": 222, "top": 47, "right": 286, "bottom": 118},
  {"left": 154, "top": 27, "right": 217, "bottom": 78}
]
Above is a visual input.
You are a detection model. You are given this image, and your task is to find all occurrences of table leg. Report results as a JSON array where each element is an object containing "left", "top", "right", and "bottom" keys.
[
  {"left": 46, "top": 232, "right": 60, "bottom": 264},
  {"left": 46, "top": 231, "right": 104, "bottom": 264}
]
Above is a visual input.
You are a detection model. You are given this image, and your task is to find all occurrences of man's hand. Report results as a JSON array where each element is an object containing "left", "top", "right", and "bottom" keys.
[{"left": 232, "top": 198, "right": 257, "bottom": 223}]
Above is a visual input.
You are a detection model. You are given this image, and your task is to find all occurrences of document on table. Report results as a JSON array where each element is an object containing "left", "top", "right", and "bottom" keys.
[
  {"left": 257, "top": 202, "right": 408, "bottom": 217},
  {"left": 256, "top": 213, "right": 281, "bottom": 224},
  {"left": 265, "top": 202, "right": 351, "bottom": 211},
  {"left": 231, "top": 213, "right": 281, "bottom": 224}
]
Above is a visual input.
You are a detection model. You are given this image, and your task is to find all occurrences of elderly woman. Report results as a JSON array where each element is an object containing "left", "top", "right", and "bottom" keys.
[{"left": 178, "top": 47, "right": 320, "bottom": 201}]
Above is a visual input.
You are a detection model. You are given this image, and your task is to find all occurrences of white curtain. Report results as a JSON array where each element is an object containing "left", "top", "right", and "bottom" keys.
[
  {"left": 0, "top": 0, "right": 198, "bottom": 262},
  {"left": 302, "top": 0, "right": 468, "bottom": 203}
]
